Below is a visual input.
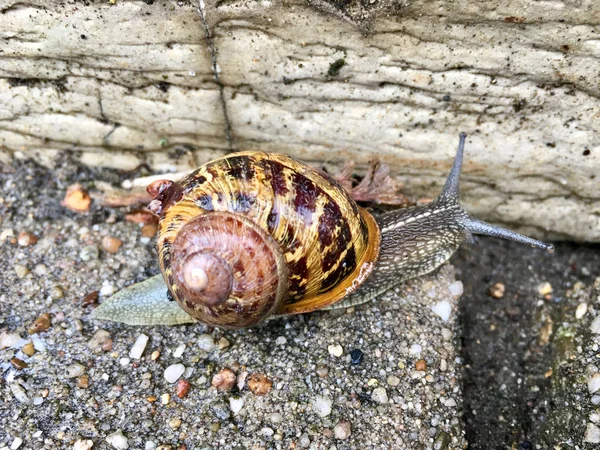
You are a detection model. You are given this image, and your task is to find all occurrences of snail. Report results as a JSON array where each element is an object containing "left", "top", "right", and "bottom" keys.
[{"left": 91, "top": 133, "right": 553, "bottom": 329}]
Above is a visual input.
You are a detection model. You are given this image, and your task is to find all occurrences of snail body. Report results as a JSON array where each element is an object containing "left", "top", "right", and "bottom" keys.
[{"left": 92, "top": 134, "right": 553, "bottom": 329}]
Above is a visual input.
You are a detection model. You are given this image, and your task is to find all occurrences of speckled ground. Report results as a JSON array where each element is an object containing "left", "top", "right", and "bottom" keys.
[{"left": 0, "top": 160, "right": 466, "bottom": 450}]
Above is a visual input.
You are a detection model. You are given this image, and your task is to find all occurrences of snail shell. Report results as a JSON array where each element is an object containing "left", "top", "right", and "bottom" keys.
[{"left": 150, "top": 152, "right": 380, "bottom": 329}]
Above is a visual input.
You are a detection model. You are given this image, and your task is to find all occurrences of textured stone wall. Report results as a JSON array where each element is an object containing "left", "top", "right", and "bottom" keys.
[{"left": 1, "top": 0, "right": 599, "bottom": 241}]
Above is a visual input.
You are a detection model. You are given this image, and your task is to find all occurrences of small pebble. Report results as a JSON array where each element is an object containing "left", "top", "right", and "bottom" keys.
[
  {"left": 275, "top": 336, "right": 287, "bottom": 345},
  {"left": 217, "top": 337, "right": 231, "bottom": 349},
  {"left": 350, "top": 348, "right": 364, "bottom": 365},
  {"left": 247, "top": 373, "right": 273, "bottom": 395},
  {"left": 176, "top": 379, "right": 191, "bottom": 398},
  {"left": 441, "top": 328, "right": 453, "bottom": 340},
  {"left": 488, "top": 282, "right": 505, "bottom": 299},
  {"left": 333, "top": 421, "right": 352, "bottom": 440},
  {"left": 588, "top": 373, "right": 600, "bottom": 394},
  {"left": 0, "top": 332, "right": 22, "bottom": 350},
  {"left": 18, "top": 231, "right": 38, "bottom": 247},
  {"left": 591, "top": 316, "right": 600, "bottom": 334},
  {"left": 328, "top": 344, "right": 343, "bottom": 357},
  {"left": 585, "top": 423, "right": 600, "bottom": 444},
  {"left": 448, "top": 280, "right": 463, "bottom": 296},
  {"left": 14, "top": 264, "right": 29, "bottom": 279},
  {"left": 415, "top": 359, "right": 427, "bottom": 371},
  {"left": 260, "top": 427, "right": 274, "bottom": 437},
  {"left": 141, "top": 223, "right": 158, "bottom": 237},
  {"left": 29, "top": 313, "right": 51, "bottom": 334},
  {"left": 212, "top": 368, "right": 236, "bottom": 391},
  {"left": 229, "top": 396, "right": 244, "bottom": 415},
  {"left": 432, "top": 300, "right": 452, "bottom": 322},
  {"left": 173, "top": 343, "right": 186, "bottom": 358},
  {"left": 409, "top": 344, "right": 422, "bottom": 355},
  {"left": 105, "top": 429, "right": 129, "bottom": 449},
  {"left": 79, "top": 246, "right": 99, "bottom": 262},
  {"left": 164, "top": 364, "right": 186, "bottom": 383},
  {"left": 576, "top": 303, "right": 588, "bottom": 319},
  {"left": 81, "top": 291, "right": 99, "bottom": 308},
  {"left": 66, "top": 363, "right": 86, "bottom": 378},
  {"left": 102, "top": 236, "right": 122, "bottom": 253},
  {"left": 50, "top": 286, "right": 64, "bottom": 300},
  {"left": 168, "top": 418, "right": 182, "bottom": 430},
  {"left": 99, "top": 281, "right": 115, "bottom": 297},
  {"left": 10, "top": 437, "right": 23, "bottom": 450},
  {"left": 151, "top": 350, "right": 161, "bottom": 360},
  {"left": 387, "top": 375, "right": 400, "bottom": 386},
  {"left": 10, "top": 383, "right": 30, "bottom": 404},
  {"left": 197, "top": 334, "right": 216, "bottom": 352},
  {"left": 73, "top": 439, "right": 94, "bottom": 450},
  {"left": 77, "top": 374, "right": 90, "bottom": 389},
  {"left": 129, "top": 334, "right": 149, "bottom": 359},
  {"left": 161, "top": 393, "right": 170, "bottom": 405},
  {"left": 371, "top": 387, "right": 388, "bottom": 404},
  {"left": 313, "top": 395, "right": 333, "bottom": 417},
  {"left": 34, "top": 264, "right": 47, "bottom": 276},
  {"left": 538, "top": 281, "right": 553, "bottom": 296},
  {"left": 22, "top": 342, "right": 35, "bottom": 356},
  {"left": 10, "top": 357, "right": 28, "bottom": 370}
]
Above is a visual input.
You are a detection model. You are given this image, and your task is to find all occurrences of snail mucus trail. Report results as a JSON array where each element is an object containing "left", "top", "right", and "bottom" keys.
[{"left": 92, "top": 133, "right": 553, "bottom": 329}]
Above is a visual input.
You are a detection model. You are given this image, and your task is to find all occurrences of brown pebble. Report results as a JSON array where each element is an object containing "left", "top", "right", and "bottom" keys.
[
  {"left": 102, "top": 236, "right": 123, "bottom": 254},
  {"left": 81, "top": 291, "right": 99, "bottom": 308},
  {"left": 77, "top": 374, "right": 90, "bottom": 388},
  {"left": 29, "top": 313, "right": 51, "bottom": 334},
  {"left": 176, "top": 379, "right": 192, "bottom": 398},
  {"left": 101, "top": 338, "right": 113, "bottom": 352},
  {"left": 211, "top": 368, "right": 236, "bottom": 391},
  {"left": 22, "top": 342, "right": 35, "bottom": 356},
  {"left": 247, "top": 373, "right": 273, "bottom": 396},
  {"left": 11, "top": 357, "right": 28, "bottom": 370},
  {"left": 17, "top": 231, "right": 38, "bottom": 247},
  {"left": 488, "top": 282, "right": 505, "bottom": 299},
  {"left": 141, "top": 223, "right": 158, "bottom": 237},
  {"left": 147, "top": 395, "right": 158, "bottom": 403},
  {"left": 322, "top": 428, "right": 333, "bottom": 438},
  {"left": 62, "top": 183, "right": 91, "bottom": 212},
  {"left": 415, "top": 359, "right": 427, "bottom": 371}
]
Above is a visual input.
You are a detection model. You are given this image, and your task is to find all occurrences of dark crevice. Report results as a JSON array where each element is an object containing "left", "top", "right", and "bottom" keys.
[{"left": 196, "top": 0, "right": 235, "bottom": 153}]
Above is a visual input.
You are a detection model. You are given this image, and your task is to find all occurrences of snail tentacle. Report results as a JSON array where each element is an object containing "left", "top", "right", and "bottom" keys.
[{"left": 90, "top": 274, "right": 196, "bottom": 326}]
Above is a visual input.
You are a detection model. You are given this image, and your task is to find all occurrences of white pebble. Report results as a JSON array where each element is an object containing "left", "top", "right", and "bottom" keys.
[
  {"left": 591, "top": 413, "right": 600, "bottom": 423},
  {"left": 409, "top": 344, "right": 422, "bottom": 355},
  {"left": 66, "top": 364, "right": 86, "bottom": 378},
  {"left": 260, "top": 427, "right": 274, "bottom": 437},
  {"left": 144, "top": 442, "right": 156, "bottom": 450},
  {"left": 448, "top": 281, "right": 463, "bottom": 296},
  {"left": 328, "top": 344, "right": 343, "bottom": 357},
  {"left": 229, "top": 396, "right": 244, "bottom": 415},
  {"left": 0, "top": 332, "right": 23, "bottom": 350},
  {"left": 99, "top": 280, "right": 115, "bottom": 297},
  {"left": 588, "top": 373, "right": 600, "bottom": 394},
  {"left": 10, "top": 437, "right": 23, "bottom": 450},
  {"left": 105, "top": 430, "right": 129, "bottom": 449},
  {"left": 164, "top": 364, "right": 185, "bottom": 383},
  {"left": 445, "top": 397, "right": 457, "bottom": 407},
  {"left": 592, "top": 316, "right": 600, "bottom": 334},
  {"left": 432, "top": 300, "right": 452, "bottom": 322},
  {"left": 31, "top": 335, "right": 46, "bottom": 352},
  {"left": 129, "top": 334, "right": 149, "bottom": 359},
  {"left": 576, "top": 303, "right": 588, "bottom": 319},
  {"left": 173, "top": 344, "right": 186, "bottom": 358},
  {"left": 371, "top": 387, "right": 388, "bottom": 404},
  {"left": 73, "top": 439, "right": 94, "bottom": 450},
  {"left": 119, "top": 358, "right": 130, "bottom": 366},
  {"left": 441, "top": 328, "right": 453, "bottom": 340},
  {"left": 333, "top": 421, "right": 352, "bottom": 440},
  {"left": 592, "top": 395, "right": 600, "bottom": 405},
  {"left": 585, "top": 423, "right": 600, "bottom": 444},
  {"left": 197, "top": 334, "right": 216, "bottom": 352},
  {"left": 313, "top": 395, "right": 333, "bottom": 417},
  {"left": 275, "top": 336, "right": 287, "bottom": 345}
]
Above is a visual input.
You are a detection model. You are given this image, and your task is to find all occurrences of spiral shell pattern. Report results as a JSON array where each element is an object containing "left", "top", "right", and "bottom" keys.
[{"left": 151, "top": 151, "right": 380, "bottom": 328}]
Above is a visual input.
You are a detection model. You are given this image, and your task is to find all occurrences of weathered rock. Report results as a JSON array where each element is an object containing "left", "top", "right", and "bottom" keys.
[{"left": 1, "top": 0, "right": 599, "bottom": 241}]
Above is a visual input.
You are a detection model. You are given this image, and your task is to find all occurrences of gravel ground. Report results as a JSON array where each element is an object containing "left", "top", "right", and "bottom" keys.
[{"left": 0, "top": 160, "right": 466, "bottom": 450}]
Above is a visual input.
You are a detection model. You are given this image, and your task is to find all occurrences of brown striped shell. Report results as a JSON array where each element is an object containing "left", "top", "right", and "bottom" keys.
[{"left": 147, "top": 151, "right": 381, "bottom": 329}]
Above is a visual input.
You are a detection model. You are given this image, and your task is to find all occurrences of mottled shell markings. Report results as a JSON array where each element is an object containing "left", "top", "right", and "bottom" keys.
[{"left": 156, "top": 151, "right": 380, "bottom": 318}]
